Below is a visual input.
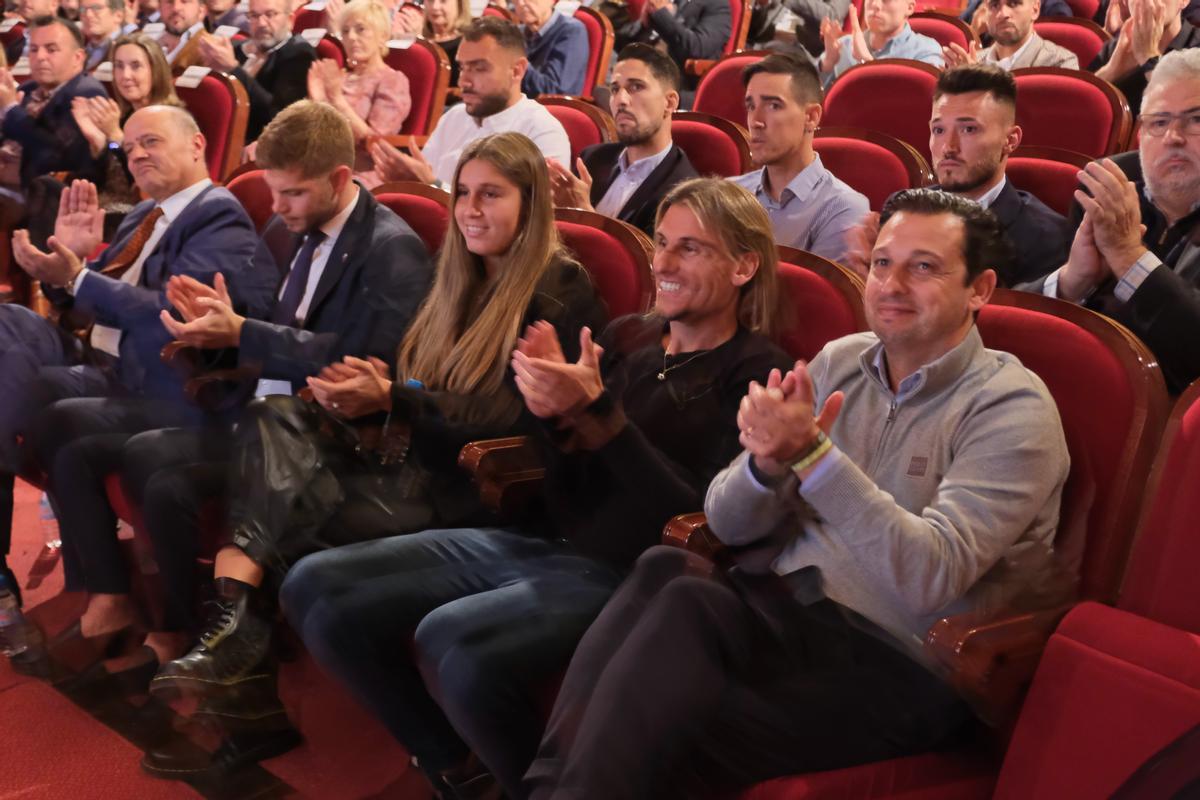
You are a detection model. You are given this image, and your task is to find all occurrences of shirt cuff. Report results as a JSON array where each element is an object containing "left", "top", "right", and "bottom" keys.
[
  {"left": 793, "top": 445, "right": 843, "bottom": 494},
  {"left": 1113, "top": 250, "right": 1161, "bottom": 303},
  {"left": 1042, "top": 267, "right": 1064, "bottom": 300},
  {"left": 71, "top": 267, "right": 90, "bottom": 295}
]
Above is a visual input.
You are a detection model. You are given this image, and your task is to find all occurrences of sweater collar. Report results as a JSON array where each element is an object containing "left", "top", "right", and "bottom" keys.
[{"left": 859, "top": 324, "right": 985, "bottom": 402}]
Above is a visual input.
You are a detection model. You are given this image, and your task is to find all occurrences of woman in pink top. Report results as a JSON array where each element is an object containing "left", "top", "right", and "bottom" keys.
[{"left": 309, "top": 0, "right": 411, "bottom": 187}]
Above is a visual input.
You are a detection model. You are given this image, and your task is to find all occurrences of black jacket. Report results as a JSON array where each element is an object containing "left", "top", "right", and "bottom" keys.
[
  {"left": 3, "top": 71, "right": 108, "bottom": 186},
  {"left": 235, "top": 185, "right": 435, "bottom": 392},
  {"left": 233, "top": 35, "right": 318, "bottom": 141},
  {"left": 1088, "top": 21, "right": 1200, "bottom": 115},
  {"left": 582, "top": 143, "right": 698, "bottom": 237},
  {"left": 618, "top": 0, "right": 731, "bottom": 77},
  {"left": 1021, "top": 151, "right": 1200, "bottom": 394},
  {"left": 987, "top": 179, "right": 1071, "bottom": 287}
]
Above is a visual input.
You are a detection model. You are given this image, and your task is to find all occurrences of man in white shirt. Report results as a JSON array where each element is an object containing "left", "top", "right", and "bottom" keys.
[
  {"left": 155, "top": 0, "right": 205, "bottom": 63},
  {"left": 546, "top": 43, "right": 698, "bottom": 236},
  {"left": 369, "top": 16, "right": 570, "bottom": 188}
]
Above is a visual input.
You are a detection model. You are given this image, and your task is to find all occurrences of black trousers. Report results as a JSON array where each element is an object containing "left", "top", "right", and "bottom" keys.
[{"left": 523, "top": 546, "right": 974, "bottom": 800}]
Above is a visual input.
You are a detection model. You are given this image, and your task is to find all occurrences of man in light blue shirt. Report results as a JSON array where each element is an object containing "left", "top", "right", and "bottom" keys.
[
  {"left": 817, "top": 0, "right": 943, "bottom": 86},
  {"left": 731, "top": 53, "right": 869, "bottom": 263}
]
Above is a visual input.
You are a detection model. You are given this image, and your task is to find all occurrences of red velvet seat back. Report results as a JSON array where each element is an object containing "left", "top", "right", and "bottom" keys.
[
  {"left": 693, "top": 53, "right": 764, "bottom": 127},
  {"left": 775, "top": 261, "right": 866, "bottom": 361},
  {"left": 725, "top": 0, "right": 747, "bottom": 54},
  {"left": 555, "top": 211, "right": 654, "bottom": 319},
  {"left": 315, "top": 35, "right": 345, "bottom": 67},
  {"left": 670, "top": 116, "right": 749, "bottom": 178},
  {"left": 1063, "top": 0, "right": 1100, "bottom": 18},
  {"left": 0, "top": 21, "right": 25, "bottom": 47},
  {"left": 824, "top": 60, "right": 940, "bottom": 163},
  {"left": 374, "top": 191, "right": 450, "bottom": 255},
  {"left": 176, "top": 74, "right": 245, "bottom": 181},
  {"left": 993, "top": 602, "right": 1200, "bottom": 800},
  {"left": 813, "top": 129, "right": 931, "bottom": 211},
  {"left": 385, "top": 40, "right": 450, "bottom": 136},
  {"left": 1119, "top": 381, "right": 1200, "bottom": 633},
  {"left": 1033, "top": 19, "right": 1109, "bottom": 66},
  {"left": 1013, "top": 68, "right": 1131, "bottom": 158},
  {"left": 573, "top": 6, "right": 612, "bottom": 99},
  {"left": 226, "top": 169, "right": 275, "bottom": 233},
  {"left": 909, "top": 14, "right": 972, "bottom": 49},
  {"left": 544, "top": 104, "right": 606, "bottom": 166},
  {"left": 1005, "top": 152, "right": 1087, "bottom": 216},
  {"left": 291, "top": 6, "right": 325, "bottom": 32},
  {"left": 976, "top": 291, "right": 1167, "bottom": 601}
]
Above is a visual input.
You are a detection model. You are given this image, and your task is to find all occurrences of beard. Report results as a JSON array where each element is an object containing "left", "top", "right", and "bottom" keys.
[
  {"left": 991, "top": 22, "right": 1028, "bottom": 47},
  {"left": 617, "top": 119, "right": 659, "bottom": 147},
  {"left": 1141, "top": 146, "right": 1200, "bottom": 210},
  {"left": 938, "top": 153, "right": 1004, "bottom": 195},
  {"left": 465, "top": 89, "right": 510, "bottom": 120}
]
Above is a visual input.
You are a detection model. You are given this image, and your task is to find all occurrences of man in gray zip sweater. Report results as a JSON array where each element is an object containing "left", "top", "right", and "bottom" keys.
[{"left": 522, "top": 189, "right": 1070, "bottom": 800}]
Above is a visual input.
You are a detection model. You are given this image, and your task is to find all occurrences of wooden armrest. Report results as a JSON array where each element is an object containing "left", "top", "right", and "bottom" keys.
[
  {"left": 458, "top": 436, "right": 545, "bottom": 517},
  {"left": 684, "top": 59, "right": 716, "bottom": 78},
  {"left": 925, "top": 603, "right": 1075, "bottom": 727},
  {"left": 382, "top": 134, "right": 430, "bottom": 150},
  {"left": 661, "top": 512, "right": 725, "bottom": 560}
]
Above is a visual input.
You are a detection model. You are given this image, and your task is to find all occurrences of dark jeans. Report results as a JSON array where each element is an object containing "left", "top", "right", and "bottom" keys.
[
  {"left": 523, "top": 546, "right": 974, "bottom": 800},
  {"left": 280, "top": 527, "right": 624, "bottom": 795}
]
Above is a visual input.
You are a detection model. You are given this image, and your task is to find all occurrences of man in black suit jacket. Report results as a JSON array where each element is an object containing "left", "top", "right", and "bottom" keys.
[
  {"left": 1019, "top": 51, "right": 1200, "bottom": 394},
  {"left": 194, "top": 0, "right": 317, "bottom": 141},
  {"left": 0, "top": 16, "right": 108, "bottom": 187},
  {"left": 927, "top": 65, "right": 1069, "bottom": 286},
  {"left": 548, "top": 44, "right": 697, "bottom": 237},
  {"left": 617, "top": 0, "right": 731, "bottom": 89},
  {"left": 0, "top": 104, "right": 261, "bottom": 602}
]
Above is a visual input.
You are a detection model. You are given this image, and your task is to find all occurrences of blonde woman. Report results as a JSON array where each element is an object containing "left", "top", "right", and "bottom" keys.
[
  {"left": 150, "top": 132, "right": 607, "bottom": 709},
  {"left": 309, "top": 0, "right": 411, "bottom": 186}
]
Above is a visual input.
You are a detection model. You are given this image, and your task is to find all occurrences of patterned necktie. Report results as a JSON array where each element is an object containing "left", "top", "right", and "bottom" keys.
[
  {"left": 99, "top": 206, "right": 165, "bottom": 281},
  {"left": 271, "top": 230, "right": 327, "bottom": 325}
]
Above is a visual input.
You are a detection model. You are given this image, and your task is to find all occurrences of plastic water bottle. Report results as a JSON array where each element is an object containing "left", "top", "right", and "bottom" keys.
[
  {"left": 38, "top": 493, "right": 61, "bottom": 550},
  {"left": 0, "top": 573, "right": 28, "bottom": 657}
]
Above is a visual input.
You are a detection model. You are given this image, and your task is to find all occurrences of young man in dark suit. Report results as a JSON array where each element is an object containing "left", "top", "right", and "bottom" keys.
[
  {"left": 547, "top": 44, "right": 697, "bottom": 237},
  {"left": 193, "top": 0, "right": 316, "bottom": 141},
  {"left": 0, "top": 16, "right": 108, "bottom": 188},
  {"left": 0, "top": 104, "right": 262, "bottom": 603}
]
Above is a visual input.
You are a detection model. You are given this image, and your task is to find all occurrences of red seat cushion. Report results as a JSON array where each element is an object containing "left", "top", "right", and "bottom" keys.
[
  {"left": 1062, "top": 0, "right": 1100, "bottom": 18},
  {"left": 374, "top": 192, "right": 449, "bottom": 255},
  {"left": 694, "top": 54, "right": 764, "bottom": 127},
  {"left": 177, "top": 75, "right": 237, "bottom": 181},
  {"left": 386, "top": 43, "right": 443, "bottom": 136},
  {"left": 544, "top": 105, "right": 606, "bottom": 166},
  {"left": 812, "top": 137, "right": 915, "bottom": 211},
  {"left": 1013, "top": 72, "right": 1122, "bottom": 158},
  {"left": 738, "top": 749, "right": 996, "bottom": 800},
  {"left": 556, "top": 220, "right": 651, "bottom": 319},
  {"left": 671, "top": 119, "right": 745, "bottom": 178},
  {"left": 1004, "top": 155, "right": 1083, "bottom": 216},
  {"left": 777, "top": 262, "right": 862, "bottom": 361},
  {"left": 976, "top": 303, "right": 1137, "bottom": 595},
  {"left": 909, "top": 17, "right": 970, "bottom": 50},
  {"left": 226, "top": 169, "right": 274, "bottom": 233},
  {"left": 1033, "top": 20, "right": 1107, "bottom": 67},
  {"left": 824, "top": 63, "right": 939, "bottom": 164},
  {"left": 291, "top": 7, "right": 325, "bottom": 32},
  {"left": 1119, "top": 386, "right": 1200, "bottom": 634},
  {"left": 994, "top": 602, "right": 1200, "bottom": 799}
]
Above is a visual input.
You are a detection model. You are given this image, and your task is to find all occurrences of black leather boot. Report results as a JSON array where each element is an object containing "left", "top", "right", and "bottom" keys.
[{"left": 150, "top": 577, "right": 272, "bottom": 698}]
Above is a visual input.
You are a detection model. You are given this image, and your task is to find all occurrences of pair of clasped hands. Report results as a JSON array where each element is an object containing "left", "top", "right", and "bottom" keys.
[{"left": 739, "top": 361, "right": 844, "bottom": 479}]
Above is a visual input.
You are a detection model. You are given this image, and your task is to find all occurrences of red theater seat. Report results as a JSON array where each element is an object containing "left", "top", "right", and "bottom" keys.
[
  {"left": 814, "top": 126, "right": 934, "bottom": 211},
  {"left": 1012, "top": 67, "right": 1132, "bottom": 158},
  {"left": 372, "top": 181, "right": 451, "bottom": 255},
  {"left": 671, "top": 111, "right": 752, "bottom": 178},
  {"left": 1004, "top": 145, "right": 1091, "bottom": 216},
  {"left": 775, "top": 246, "right": 867, "bottom": 360},
  {"left": 693, "top": 51, "right": 767, "bottom": 127},
  {"left": 175, "top": 70, "right": 250, "bottom": 182},
  {"left": 1033, "top": 17, "right": 1110, "bottom": 67},
  {"left": 314, "top": 33, "right": 345, "bottom": 67},
  {"left": 554, "top": 208, "right": 655, "bottom": 319},
  {"left": 538, "top": 96, "right": 617, "bottom": 167},
  {"left": 291, "top": 5, "right": 325, "bottom": 32},
  {"left": 824, "top": 59, "right": 941, "bottom": 164},
  {"left": 1062, "top": 0, "right": 1100, "bottom": 18},
  {"left": 573, "top": 5, "right": 614, "bottom": 100},
  {"left": 385, "top": 38, "right": 452, "bottom": 137},
  {"left": 910, "top": 11, "right": 979, "bottom": 50},
  {"left": 225, "top": 166, "right": 274, "bottom": 233}
]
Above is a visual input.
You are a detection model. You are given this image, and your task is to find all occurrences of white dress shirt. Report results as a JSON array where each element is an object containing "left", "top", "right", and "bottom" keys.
[
  {"left": 164, "top": 21, "right": 204, "bottom": 63},
  {"left": 594, "top": 142, "right": 673, "bottom": 219},
  {"left": 254, "top": 192, "right": 360, "bottom": 397},
  {"left": 421, "top": 95, "right": 571, "bottom": 188},
  {"left": 78, "top": 178, "right": 213, "bottom": 357},
  {"left": 974, "top": 175, "right": 1007, "bottom": 210}
]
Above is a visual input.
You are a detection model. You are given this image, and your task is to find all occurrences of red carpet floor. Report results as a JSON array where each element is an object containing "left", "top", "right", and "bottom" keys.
[{"left": 3, "top": 480, "right": 433, "bottom": 800}]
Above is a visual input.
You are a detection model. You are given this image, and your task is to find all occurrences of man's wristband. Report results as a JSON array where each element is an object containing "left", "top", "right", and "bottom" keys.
[{"left": 788, "top": 430, "right": 832, "bottom": 476}]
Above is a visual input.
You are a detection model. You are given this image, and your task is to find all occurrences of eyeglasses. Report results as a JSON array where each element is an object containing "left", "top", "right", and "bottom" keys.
[{"left": 1140, "top": 110, "right": 1200, "bottom": 138}]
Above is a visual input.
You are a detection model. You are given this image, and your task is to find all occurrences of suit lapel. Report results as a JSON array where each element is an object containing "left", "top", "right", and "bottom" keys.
[
  {"left": 618, "top": 146, "right": 682, "bottom": 223},
  {"left": 588, "top": 146, "right": 623, "bottom": 206},
  {"left": 139, "top": 184, "right": 215, "bottom": 287},
  {"left": 306, "top": 187, "right": 368, "bottom": 318},
  {"left": 988, "top": 180, "right": 1022, "bottom": 233}
]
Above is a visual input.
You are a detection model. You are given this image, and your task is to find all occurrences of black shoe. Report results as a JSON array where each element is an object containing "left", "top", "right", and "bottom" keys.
[
  {"left": 150, "top": 578, "right": 272, "bottom": 699},
  {"left": 194, "top": 672, "right": 291, "bottom": 734},
  {"left": 1, "top": 560, "right": 21, "bottom": 607},
  {"left": 140, "top": 725, "right": 302, "bottom": 781},
  {"left": 424, "top": 754, "right": 505, "bottom": 800}
]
